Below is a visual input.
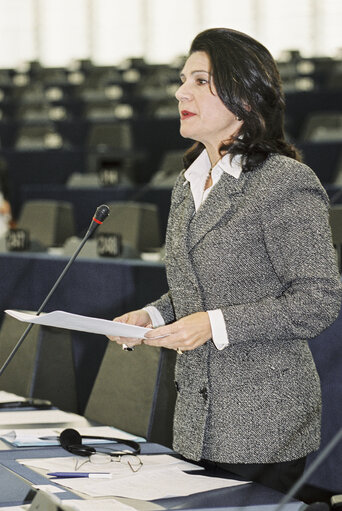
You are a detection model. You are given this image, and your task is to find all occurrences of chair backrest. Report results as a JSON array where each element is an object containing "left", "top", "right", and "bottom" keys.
[
  {"left": 301, "top": 112, "right": 342, "bottom": 142},
  {"left": 17, "top": 200, "right": 76, "bottom": 247},
  {"left": 86, "top": 121, "right": 133, "bottom": 151},
  {"left": 84, "top": 342, "right": 160, "bottom": 438},
  {"left": 66, "top": 172, "right": 100, "bottom": 188},
  {"left": 15, "top": 123, "right": 64, "bottom": 150},
  {"left": 0, "top": 315, "right": 40, "bottom": 397},
  {"left": 100, "top": 201, "right": 161, "bottom": 252},
  {"left": 0, "top": 315, "right": 78, "bottom": 412},
  {"left": 84, "top": 342, "right": 176, "bottom": 445},
  {"left": 149, "top": 149, "right": 184, "bottom": 187},
  {"left": 329, "top": 205, "right": 342, "bottom": 273}
]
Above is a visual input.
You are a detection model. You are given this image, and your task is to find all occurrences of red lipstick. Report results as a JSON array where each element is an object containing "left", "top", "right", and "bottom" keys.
[{"left": 181, "top": 110, "right": 196, "bottom": 120}]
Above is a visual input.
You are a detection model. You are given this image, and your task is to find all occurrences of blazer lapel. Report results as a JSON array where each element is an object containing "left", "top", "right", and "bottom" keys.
[
  {"left": 188, "top": 171, "right": 248, "bottom": 251},
  {"left": 165, "top": 180, "right": 199, "bottom": 285}
]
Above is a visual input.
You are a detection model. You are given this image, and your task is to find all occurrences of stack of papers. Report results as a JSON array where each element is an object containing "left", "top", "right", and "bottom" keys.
[{"left": 18, "top": 455, "right": 249, "bottom": 500}]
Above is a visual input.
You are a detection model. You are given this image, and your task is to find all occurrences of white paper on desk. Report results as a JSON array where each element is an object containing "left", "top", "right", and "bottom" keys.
[
  {"left": 49, "top": 467, "right": 248, "bottom": 500},
  {"left": 5, "top": 310, "right": 152, "bottom": 339},
  {"left": 0, "top": 409, "right": 90, "bottom": 427},
  {"left": 18, "top": 454, "right": 201, "bottom": 477},
  {"left": 17, "top": 455, "right": 246, "bottom": 500},
  {"left": 0, "top": 390, "right": 27, "bottom": 403},
  {"left": 0, "top": 426, "right": 145, "bottom": 447}
]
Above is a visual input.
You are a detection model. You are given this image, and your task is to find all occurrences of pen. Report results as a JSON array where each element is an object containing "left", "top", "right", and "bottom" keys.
[{"left": 48, "top": 472, "right": 112, "bottom": 479}]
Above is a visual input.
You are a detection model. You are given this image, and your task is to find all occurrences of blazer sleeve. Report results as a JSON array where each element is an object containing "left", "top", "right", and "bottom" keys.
[
  {"left": 222, "top": 165, "right": 342, "bottom": 345},
  {"left": 147, "top": 291, "right": 176, "bottom": 324}
]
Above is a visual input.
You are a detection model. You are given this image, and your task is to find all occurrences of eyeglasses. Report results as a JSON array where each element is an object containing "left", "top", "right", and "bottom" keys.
[{"left": 74, "top": 452, "right": 143, "bottom": 473}]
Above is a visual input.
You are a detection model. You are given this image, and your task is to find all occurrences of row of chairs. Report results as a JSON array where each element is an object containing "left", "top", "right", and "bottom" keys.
[
  {"left": 0, "top": 199, "right": 162, "bottom": 256},
  {"left": 0, "top": 58, "right": 181, "bottom": 123},
  {"left": 1, "top": 199, "right": 341, "bottom": 271},
  {"left": 0, "top": 120, "right": 341, "bottom": 188},
  {"left": 0, "top": 314, "right": 176, "bottom": 446}
]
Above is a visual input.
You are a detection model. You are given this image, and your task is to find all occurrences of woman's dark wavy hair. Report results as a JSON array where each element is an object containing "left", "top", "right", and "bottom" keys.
[{"left": 183, "top": 28, "right": 301, "bottom": 171}]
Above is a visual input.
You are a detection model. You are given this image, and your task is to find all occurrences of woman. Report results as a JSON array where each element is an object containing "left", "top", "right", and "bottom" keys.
[{"left": 109, "top": 28, "right": 342, "bottom": 494}]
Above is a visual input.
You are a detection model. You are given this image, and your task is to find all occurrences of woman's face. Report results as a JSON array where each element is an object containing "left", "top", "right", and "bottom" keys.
[{"left": 175, "top": 51, "right": 241, "bottom": 151}]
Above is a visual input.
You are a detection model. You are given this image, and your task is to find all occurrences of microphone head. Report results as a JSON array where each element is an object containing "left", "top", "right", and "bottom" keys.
[
  {"left": 86, "top": 204, "right": 110, "bottom": 238},
  {"left": 94, "top": 204, "right": 110, "bottom": 222}
]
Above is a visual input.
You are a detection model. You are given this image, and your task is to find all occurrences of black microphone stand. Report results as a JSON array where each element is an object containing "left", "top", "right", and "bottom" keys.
[{"left": 0, "top": 204, "right": 109, "bottom": 378}]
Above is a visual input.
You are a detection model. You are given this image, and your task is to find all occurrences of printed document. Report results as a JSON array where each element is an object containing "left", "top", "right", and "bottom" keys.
[
  {"left": 5, "top": 310, "right": 151, "bottom": 338},
  {"left": 18, "top": 455, "right": 249, "bottom": 500},
  {"left": 0, "top": 425, "right": 145, "bottom": 447}
]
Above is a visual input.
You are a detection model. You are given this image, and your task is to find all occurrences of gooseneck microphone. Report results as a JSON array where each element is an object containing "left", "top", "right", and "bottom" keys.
[
  {"left": 0, "top": 204, "right": 110, "bottom": 378},
  {"left": 85, "top": 204, "right": 110, "bottom": 238}
]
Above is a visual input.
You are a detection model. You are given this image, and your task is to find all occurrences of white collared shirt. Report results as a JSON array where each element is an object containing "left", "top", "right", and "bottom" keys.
[{"left": 145, "top": 149, "right": 242, "bottom": 350}]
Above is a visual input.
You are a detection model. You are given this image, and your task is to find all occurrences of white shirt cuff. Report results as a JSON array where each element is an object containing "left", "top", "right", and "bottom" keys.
[
  {"left": 143, "top": 306, "right": 165, "bottom": 328},
  {"left": 208, "top": 309, "right": 229, "bottom": 350}
]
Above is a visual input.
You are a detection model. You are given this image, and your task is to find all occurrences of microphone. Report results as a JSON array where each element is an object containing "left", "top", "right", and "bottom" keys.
[
  {"left": 0, "top": 204, "right": 110, "bottom": 378},
  {"left": 86, "top": 204, "right": 110, "bottom": 238}
]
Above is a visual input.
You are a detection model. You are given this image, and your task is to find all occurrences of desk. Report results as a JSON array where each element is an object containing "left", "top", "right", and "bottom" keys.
[
  {"left": 0, "top": 252, "right": 341, "bottom": 494},
  {"left": 0, "top": 441, "right": 303, "bottom": 510}
]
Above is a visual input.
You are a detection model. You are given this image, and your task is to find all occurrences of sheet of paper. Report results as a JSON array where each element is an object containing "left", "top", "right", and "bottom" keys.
[
  {"left": 0, "top": 426, "right": 145, "bottom": 447},
  {"left": 0, "top": 391, "right": 26, "bottom": 403},
  {"left": 5, "top": 310, "right": 152, "bottom": 339},
  {"left": 17, "top": 455, "right": 246, "bottom": 500},
  {"left": 0, "top": 409, "right": 90, "bottom": 427},
  {"left": 18, "top": 454, "right": 201, "bottom": 477},
  {"left": 48, "top": 467, "right": 248, "bottom": 500}
]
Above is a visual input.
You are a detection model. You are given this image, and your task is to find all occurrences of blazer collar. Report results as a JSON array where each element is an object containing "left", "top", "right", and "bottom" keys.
[{"left": 187, "top": 170, "right": 248, "bottom": 251}]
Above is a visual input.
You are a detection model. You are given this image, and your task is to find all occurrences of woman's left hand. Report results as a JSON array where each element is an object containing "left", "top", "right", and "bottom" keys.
[{"left": 143, "top": 312, "right": 212, "bottom": 352}]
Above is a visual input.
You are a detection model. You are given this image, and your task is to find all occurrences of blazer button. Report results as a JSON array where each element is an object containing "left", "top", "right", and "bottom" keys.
[{"left": 199, "top": 387, "right": 208, "bottom": 400}]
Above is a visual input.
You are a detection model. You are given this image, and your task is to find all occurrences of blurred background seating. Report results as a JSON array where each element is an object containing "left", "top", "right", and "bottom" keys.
[{"left": 0, "top": 49, "right": 341, "bottom": 258}]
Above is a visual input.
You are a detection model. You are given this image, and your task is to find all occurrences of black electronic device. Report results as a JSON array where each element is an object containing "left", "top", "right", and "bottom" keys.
[{"left": 59, "top": 428, "right": 140, "bottom": 457}]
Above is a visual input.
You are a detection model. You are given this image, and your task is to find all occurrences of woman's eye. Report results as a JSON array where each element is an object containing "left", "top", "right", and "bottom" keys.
[{"left": 196, "top": 78, "right": 208, "bottom": 85}]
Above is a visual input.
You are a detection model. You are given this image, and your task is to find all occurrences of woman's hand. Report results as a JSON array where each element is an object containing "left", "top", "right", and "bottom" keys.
[
  {"left": 143, "top": 312, "right": 212, "bottom": 352},
  {"left": 107, "top": 309, "right": 152, "bottom": 348}
]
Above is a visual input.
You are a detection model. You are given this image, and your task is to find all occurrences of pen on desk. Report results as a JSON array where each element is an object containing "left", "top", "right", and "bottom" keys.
[{"left": 48, "top": 472, "right": 112, "bottom": 479}]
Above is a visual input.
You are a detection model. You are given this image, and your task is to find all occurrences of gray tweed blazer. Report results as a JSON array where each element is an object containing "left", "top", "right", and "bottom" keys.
[{"left": 149, "top": 153, "right": 342, "bottom": 464}]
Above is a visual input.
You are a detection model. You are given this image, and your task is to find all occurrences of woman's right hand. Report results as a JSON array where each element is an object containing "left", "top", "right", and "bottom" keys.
[{"left": 107, "top": 309, "right": 152, "bottom": 348}]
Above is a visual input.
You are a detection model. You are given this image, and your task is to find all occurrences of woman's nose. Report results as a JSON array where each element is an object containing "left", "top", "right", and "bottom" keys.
[{"left": 175, "top": 82, "right": 190, "bottom": 102}]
